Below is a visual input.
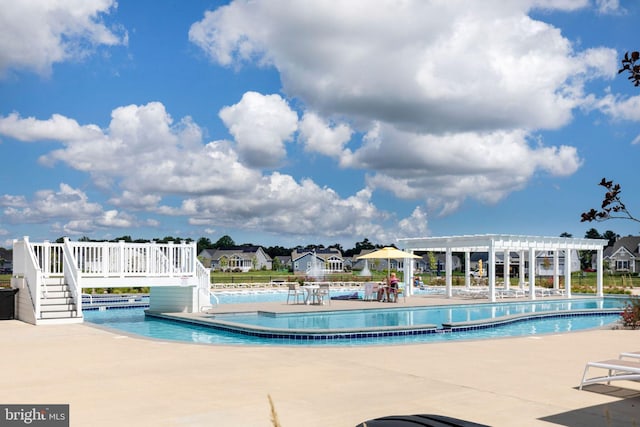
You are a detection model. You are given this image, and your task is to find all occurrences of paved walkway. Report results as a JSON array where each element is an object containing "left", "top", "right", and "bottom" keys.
[{"left": 4, "top": 297, "right": 640, "bottom": 426}]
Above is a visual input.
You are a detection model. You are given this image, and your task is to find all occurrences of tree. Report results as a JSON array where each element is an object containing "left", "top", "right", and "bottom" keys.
[
  {"left": 602, "top": 230, "right": 619, "bottom": 247},
  {"left": 581, "top": 52, "right": 640, "bottom": 225},
  {"left": 559, "top": 232, "right": 572, "bottom": 238},
  {"left": 619, "top": 51, "right": 640, "bottom": 87},
  {"left": 580, "top": 228, "right": 602, "bottom": 270},
  {"left": 355, "top": 238, "right": 375, "bottom": 251},
  {"left": 584, "top": 228, "right": 602, "bottom": 239},
  {"left": 329, "top": 243, "right": 344, "bottom": 253},
  {"left": 197, "top": 237, "right": 212, "bottom": 254},
  {"left": 581, "top": 178, "right": 639, "bottom": 224},
  {"left": 214, "top": 235, "right": 235, "bottom": 248},
  {"left": 428, "top": 252, "right": 437, "bottom": 272}
]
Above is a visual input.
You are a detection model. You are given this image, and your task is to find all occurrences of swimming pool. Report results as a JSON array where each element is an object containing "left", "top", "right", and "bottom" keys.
[
  {"left": 83, "top": 293, "right": 626, "bottom": 346},
  {"left": 209, "top": 299, "right": 619, "bottom": 330}
]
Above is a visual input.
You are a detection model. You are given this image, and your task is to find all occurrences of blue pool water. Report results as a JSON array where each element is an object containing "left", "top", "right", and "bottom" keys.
[
  {"left": 213, "top": 299, "right": 620, "bottom": 330},
  {"left": 83, "top": 292, "right": 627, "bottom": 346}
]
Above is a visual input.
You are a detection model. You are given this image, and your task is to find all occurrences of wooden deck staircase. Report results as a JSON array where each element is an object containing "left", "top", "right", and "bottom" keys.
[{"left": 40, "top": 278, "right": 80, "bottom": 321}]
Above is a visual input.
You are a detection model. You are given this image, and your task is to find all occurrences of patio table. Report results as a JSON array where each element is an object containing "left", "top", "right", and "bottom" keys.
[{"left": 302, "top": 285, "right": 319, "bottom": 305}]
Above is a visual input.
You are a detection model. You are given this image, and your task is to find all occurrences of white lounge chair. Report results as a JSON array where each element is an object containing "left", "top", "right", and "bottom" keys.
[
  {"left": 619, "top": 351, "right": 640, "bottom": 360},
  {"left": 579, "top": 359, "right": 640, "bottom": 390}
]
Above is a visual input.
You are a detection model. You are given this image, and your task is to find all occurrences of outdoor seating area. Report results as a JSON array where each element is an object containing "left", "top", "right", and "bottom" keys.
[
  {"left": 286, "top": 282, "right": 333, "bottom": 305},
  {"left": 579, "top": 351, "right": 640, "bottom": 390}
]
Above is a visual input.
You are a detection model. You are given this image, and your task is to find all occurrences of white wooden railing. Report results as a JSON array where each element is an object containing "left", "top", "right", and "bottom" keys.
[
  {"left": 13, "top": 237, "right": 212, "bottom": 319},
  {"left": 196, "top": 260, "right": 217, "bottom": 310},
  {"left": 12, "top": 237, "right": 43, "bottom": 318},
  {"left": 62, "top": 238, "right": 82, "bottom": 313}
]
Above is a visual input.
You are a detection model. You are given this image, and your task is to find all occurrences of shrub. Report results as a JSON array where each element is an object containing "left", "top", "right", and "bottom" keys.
[{"left": 621, "top": 296, "right": 640, "bottom": 329}]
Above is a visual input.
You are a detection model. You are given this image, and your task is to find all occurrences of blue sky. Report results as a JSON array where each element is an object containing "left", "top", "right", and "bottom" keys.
[{"left": 1, "top": 0, "right": 640, "bottom": 249}]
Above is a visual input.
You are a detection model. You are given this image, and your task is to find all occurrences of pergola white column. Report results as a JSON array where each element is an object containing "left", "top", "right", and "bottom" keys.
[
  {"left": 404, "top": 251, "right": 415, "bottom": 296},
  {"left": 503, "top": 249, "right": 510, "bottom": 290},
  {"left": 529, "top": 249, "right": 536, "bottom": 300},
  {"left": 445, "top": 248, "right": 453, "bottom": 298},
  {"left": 565, "top": 249, "right": 572, "bottom": 298},
  {"left": 519, "top": 250, "right": 526, "bottom": 289},
  {"left": 464, "top": 252, "right": 471, "bottom": 289},
  {"left": 553, "top": 250, "right": 560, "bottom": 291},
  {"left": 488, "top": 243, "right": 496, "bottom": 302},
  {"left": 596, "top": 248, "right": 604, "bottom": 297}
]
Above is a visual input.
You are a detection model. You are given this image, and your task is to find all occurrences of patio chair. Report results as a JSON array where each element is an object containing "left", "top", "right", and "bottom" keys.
[
  {"left": 363, "top": 282, "right": 378, "bottom": 301},
  {"left": 579, "top": 358, "right": 640, "bottom": 389},
  {"left": 286, "top": 283, "right": 304, "bottom": 304},
  {"left": 390, "top": 282, "right": 406, "bottom": 303},
  {"left": 315, "top": 283, "right": 331, "bottom": 305}
]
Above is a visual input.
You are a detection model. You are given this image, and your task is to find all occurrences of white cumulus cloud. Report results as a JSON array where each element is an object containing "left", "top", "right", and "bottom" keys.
[
  {"left": 219, "top": 92, "right": 298, "bottom": 168},
  {"left": 0, "top": 0, "right": 127, "bottom": 77}
]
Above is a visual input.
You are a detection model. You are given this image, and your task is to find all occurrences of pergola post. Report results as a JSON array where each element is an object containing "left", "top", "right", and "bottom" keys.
[
  {"left": 503, "top": 249, "right": 510, "bottom": 290},
  {"left": 529, "top": 248, "right": 536, "bottom": 300},
  {"left": 465, "top": 251, "right": 471, "bottom": 289},
  {"left": 553, "top": 249, "right": 560, "bottom": 291},
  {"left": 445, "top": 248, "right": 453, "bottom": 298},
  {"left": 519, "top": 250, "right": 526, "bottom": 289},
  {"left": 405, "top": 251, "right": 415, "bottom": 296},
  {"left": 488, "top": 244, "right": 496, "bottom": 302},
  {"left": 565, "top": 249, "right": 572, "bottom": 298},
  {"left": 596, "top": 248, "right": 604, "bottom": 297}
]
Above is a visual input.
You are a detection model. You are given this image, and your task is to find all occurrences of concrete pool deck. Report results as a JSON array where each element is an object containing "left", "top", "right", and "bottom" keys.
[{"left": 4, "top": 295, "right": 640, "bottom": 426}]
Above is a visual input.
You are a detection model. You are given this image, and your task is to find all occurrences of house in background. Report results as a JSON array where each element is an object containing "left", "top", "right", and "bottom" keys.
[
  {"left": 291, "top": 248, "right": 344, "bottom": 275},
  {"left": 198, "top": 246, "right": 272, "bottom": 272},
  {"left": 535, "top": 249, "right": 581, "bottom": 276},
  {"left": 273, "top": 255, "right": 292, "bottom": 272},
  {"left": 471, "top": 250, "right": 580, "bottom": 277},
  {"left": 603, "top": 236, "right": 640, "bottom": 274},
  {"left": 350, "top": 249, "right": 435, "bottom": 273}
]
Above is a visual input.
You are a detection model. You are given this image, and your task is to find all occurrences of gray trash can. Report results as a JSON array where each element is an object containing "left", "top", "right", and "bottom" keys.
[{"left": 0, "top": 288, "right": 19, "bottom": 320}]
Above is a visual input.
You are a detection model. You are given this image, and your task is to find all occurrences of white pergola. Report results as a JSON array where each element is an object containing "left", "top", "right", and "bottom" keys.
[{"left": 397, "top": 234, "right": 608, "bottom": 302}]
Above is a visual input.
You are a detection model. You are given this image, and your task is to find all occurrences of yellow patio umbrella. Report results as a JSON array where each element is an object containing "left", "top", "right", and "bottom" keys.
[{"left": 356, "top": 247, "right": 422, "bottom": 283}]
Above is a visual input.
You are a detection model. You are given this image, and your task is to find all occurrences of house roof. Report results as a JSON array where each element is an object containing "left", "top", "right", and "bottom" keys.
[
  {"left": 200, "top": 246, "right": 272, "bottom": 261},
  {"left": 291, "top": 248, "right": 342, "bottom": 262},
  {"left": 606, "top": 236, "right": 640, "bottom": 258}
]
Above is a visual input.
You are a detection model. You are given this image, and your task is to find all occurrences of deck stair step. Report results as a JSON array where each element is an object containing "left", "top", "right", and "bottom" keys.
[{"left": 40, "top": 282, "right": 81, "bottom": 320}]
